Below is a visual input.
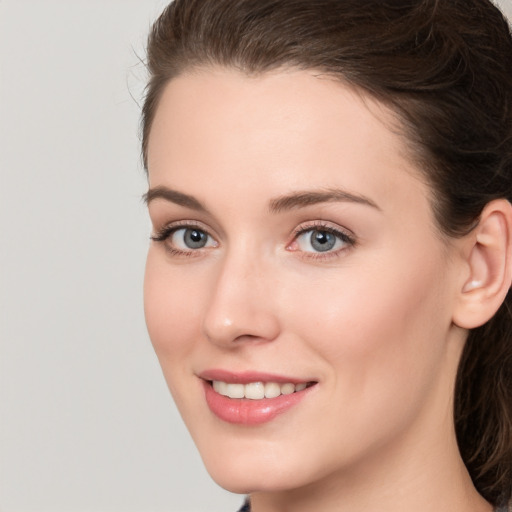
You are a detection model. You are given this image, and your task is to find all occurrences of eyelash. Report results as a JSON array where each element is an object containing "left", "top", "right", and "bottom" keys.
[{"left": 151, "top": 220, "right": 356, "bottom": 260}]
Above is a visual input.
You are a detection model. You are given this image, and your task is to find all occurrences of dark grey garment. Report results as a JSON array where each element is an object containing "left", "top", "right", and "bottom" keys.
[
  {"left": 495, "top": 500, "right": 512, "bottom": 512},
  {"left": 237, "top": 499, "right": 250, "bottom": 512},
  {"left": 237, "top": 498, "right": 512, "bottom": 511}
]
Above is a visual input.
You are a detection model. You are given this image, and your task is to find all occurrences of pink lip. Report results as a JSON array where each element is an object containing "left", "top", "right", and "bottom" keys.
[{"left": 199, "top": 369, "right": 316, "bottom": 425}]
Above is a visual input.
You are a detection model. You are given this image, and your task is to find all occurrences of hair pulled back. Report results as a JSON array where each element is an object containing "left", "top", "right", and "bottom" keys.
[{"left": 142, "top": 0, "right": 512, "bottom": 505}]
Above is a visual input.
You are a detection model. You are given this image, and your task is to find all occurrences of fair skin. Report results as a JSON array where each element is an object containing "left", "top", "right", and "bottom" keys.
[{"left": 144, "top": 68, "right": 507, "bottom": 512}]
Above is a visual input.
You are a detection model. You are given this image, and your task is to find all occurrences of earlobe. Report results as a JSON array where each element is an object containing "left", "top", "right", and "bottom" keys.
[{"left": 453, "top": 199, "right": 512, "bottom": 329}]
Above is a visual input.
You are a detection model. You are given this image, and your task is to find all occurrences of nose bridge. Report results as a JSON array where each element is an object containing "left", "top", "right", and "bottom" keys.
[{"left": 202, "top": 245, "right": 280, "bottom": 347}]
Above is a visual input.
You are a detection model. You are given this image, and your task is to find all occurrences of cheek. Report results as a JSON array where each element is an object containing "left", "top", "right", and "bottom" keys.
[
  {"left": 143, "top": 250, "right": 202, "bottom": 370},
  {"left": 289, "top": 261, "right": 445, "bottom": 348},
  {"left": 285, "top": 250, "right": 452, "bottom": 420}
]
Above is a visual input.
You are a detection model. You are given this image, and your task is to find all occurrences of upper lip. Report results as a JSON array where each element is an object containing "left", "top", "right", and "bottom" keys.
[{"left": 199, "top": 369, "right": 314, "bottom": 385}]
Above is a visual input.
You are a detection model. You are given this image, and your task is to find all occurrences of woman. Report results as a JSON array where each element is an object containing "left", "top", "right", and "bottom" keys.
[{"left": 141, "top": 1, "right": 512, "bottom": 511}]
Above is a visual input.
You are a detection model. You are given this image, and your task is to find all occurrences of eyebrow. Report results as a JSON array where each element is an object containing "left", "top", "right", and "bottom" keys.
[
  {"left": 143, "top": 185, "right": 380, "bottom": 214},
  {"left": 143, "top": 186, "right": 209, "bottom": 213},
  {"left": 269, "top": 188, "right": 380, "bottom": 213}
]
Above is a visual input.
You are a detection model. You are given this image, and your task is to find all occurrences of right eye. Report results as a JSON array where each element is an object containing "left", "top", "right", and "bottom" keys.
[{"left": 151, "top": 225, "right": 217, "bottom": 255}]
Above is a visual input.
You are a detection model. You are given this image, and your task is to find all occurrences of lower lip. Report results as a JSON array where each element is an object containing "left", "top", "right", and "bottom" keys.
[{"left": 203, "top": 381, "right": 314, "bottom": 425}]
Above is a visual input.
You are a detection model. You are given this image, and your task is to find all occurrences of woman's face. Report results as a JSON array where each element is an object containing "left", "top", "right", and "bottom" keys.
[{"left": 144, "top": 68, "right": 466, "bottom": 493}]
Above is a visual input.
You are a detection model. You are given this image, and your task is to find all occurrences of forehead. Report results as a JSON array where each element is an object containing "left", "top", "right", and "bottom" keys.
[{"left": 147, "top": 67, "right": 429, "bottom": 219}]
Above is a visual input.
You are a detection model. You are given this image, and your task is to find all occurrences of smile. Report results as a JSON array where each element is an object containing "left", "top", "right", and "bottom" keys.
[
  {"left": 212, "top": 380, "right": 309, "bottom": 400},
  {"left": 201, "top": 372, "right": 317, "bottom": 425}
]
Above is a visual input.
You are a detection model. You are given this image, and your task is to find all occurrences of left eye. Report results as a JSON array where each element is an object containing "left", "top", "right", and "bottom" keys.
[
  {"left": 170, "top": 227, "right": 215, "bottom": 250},
  {"left": 295, "top": 229, "right": 349, "bottom": 253}
]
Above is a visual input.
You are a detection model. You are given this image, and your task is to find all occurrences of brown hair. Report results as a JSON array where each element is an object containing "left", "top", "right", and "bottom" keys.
[{"left": 142, "top": 0, "right": 512, "bottom": 506}]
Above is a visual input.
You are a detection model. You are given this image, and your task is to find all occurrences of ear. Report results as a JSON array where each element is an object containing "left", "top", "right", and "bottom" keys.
[{"left": 452, "top": 199, "right": 512, "bottom": 329}]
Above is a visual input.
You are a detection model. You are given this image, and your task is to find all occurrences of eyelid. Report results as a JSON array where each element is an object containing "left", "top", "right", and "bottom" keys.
[
  {"left": 151, "top": 220, "right": 215, "bottom": 242},
  {"left": 292, "top": 220, "right": 355, "bottom": 241}
]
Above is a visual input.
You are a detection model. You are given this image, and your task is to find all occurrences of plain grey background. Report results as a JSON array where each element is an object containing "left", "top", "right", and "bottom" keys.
[
  {"left": 1, "top": 1, "right": 511, "bottom": 511},
  {"left": 0, "top": 1, "right": 241, "bottom": 511}
]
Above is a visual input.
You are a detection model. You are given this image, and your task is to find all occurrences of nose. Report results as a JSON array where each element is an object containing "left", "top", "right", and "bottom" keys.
[{"left": 201, "top": 252, "right": 281, "bottom": 348}]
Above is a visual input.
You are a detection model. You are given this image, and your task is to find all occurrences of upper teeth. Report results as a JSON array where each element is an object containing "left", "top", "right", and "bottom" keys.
[{"left": 212, "top": 380, "right": 308, "bottom": 400}]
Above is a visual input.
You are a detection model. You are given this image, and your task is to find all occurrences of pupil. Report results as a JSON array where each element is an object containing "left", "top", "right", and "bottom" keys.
[
  {"left": 190, "top": 230, "right": 202, "bottom": 242},
  {"left": 311, "top": 230, "right": 335, "bottom": 252}
]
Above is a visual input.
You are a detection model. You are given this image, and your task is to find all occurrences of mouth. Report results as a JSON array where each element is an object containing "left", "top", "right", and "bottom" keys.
[{"left": 199, "top": 370, "right": 318, "bottom": 425}]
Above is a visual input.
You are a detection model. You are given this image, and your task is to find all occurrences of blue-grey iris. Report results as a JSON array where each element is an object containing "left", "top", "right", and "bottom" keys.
[
  {"left": 311, "top": 230, "right": 336, "bottom": 252},
  {"left": 184, "top": 229, "right": 207, "bottom": 249}
]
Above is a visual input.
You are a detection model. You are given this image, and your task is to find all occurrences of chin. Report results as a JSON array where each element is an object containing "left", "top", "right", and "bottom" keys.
[
  {"left": 206, "top": 463, "right": 304, "bottom": 495},
  {"left": 196, "top": 439, "right": 324, "bottom": 495}
]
